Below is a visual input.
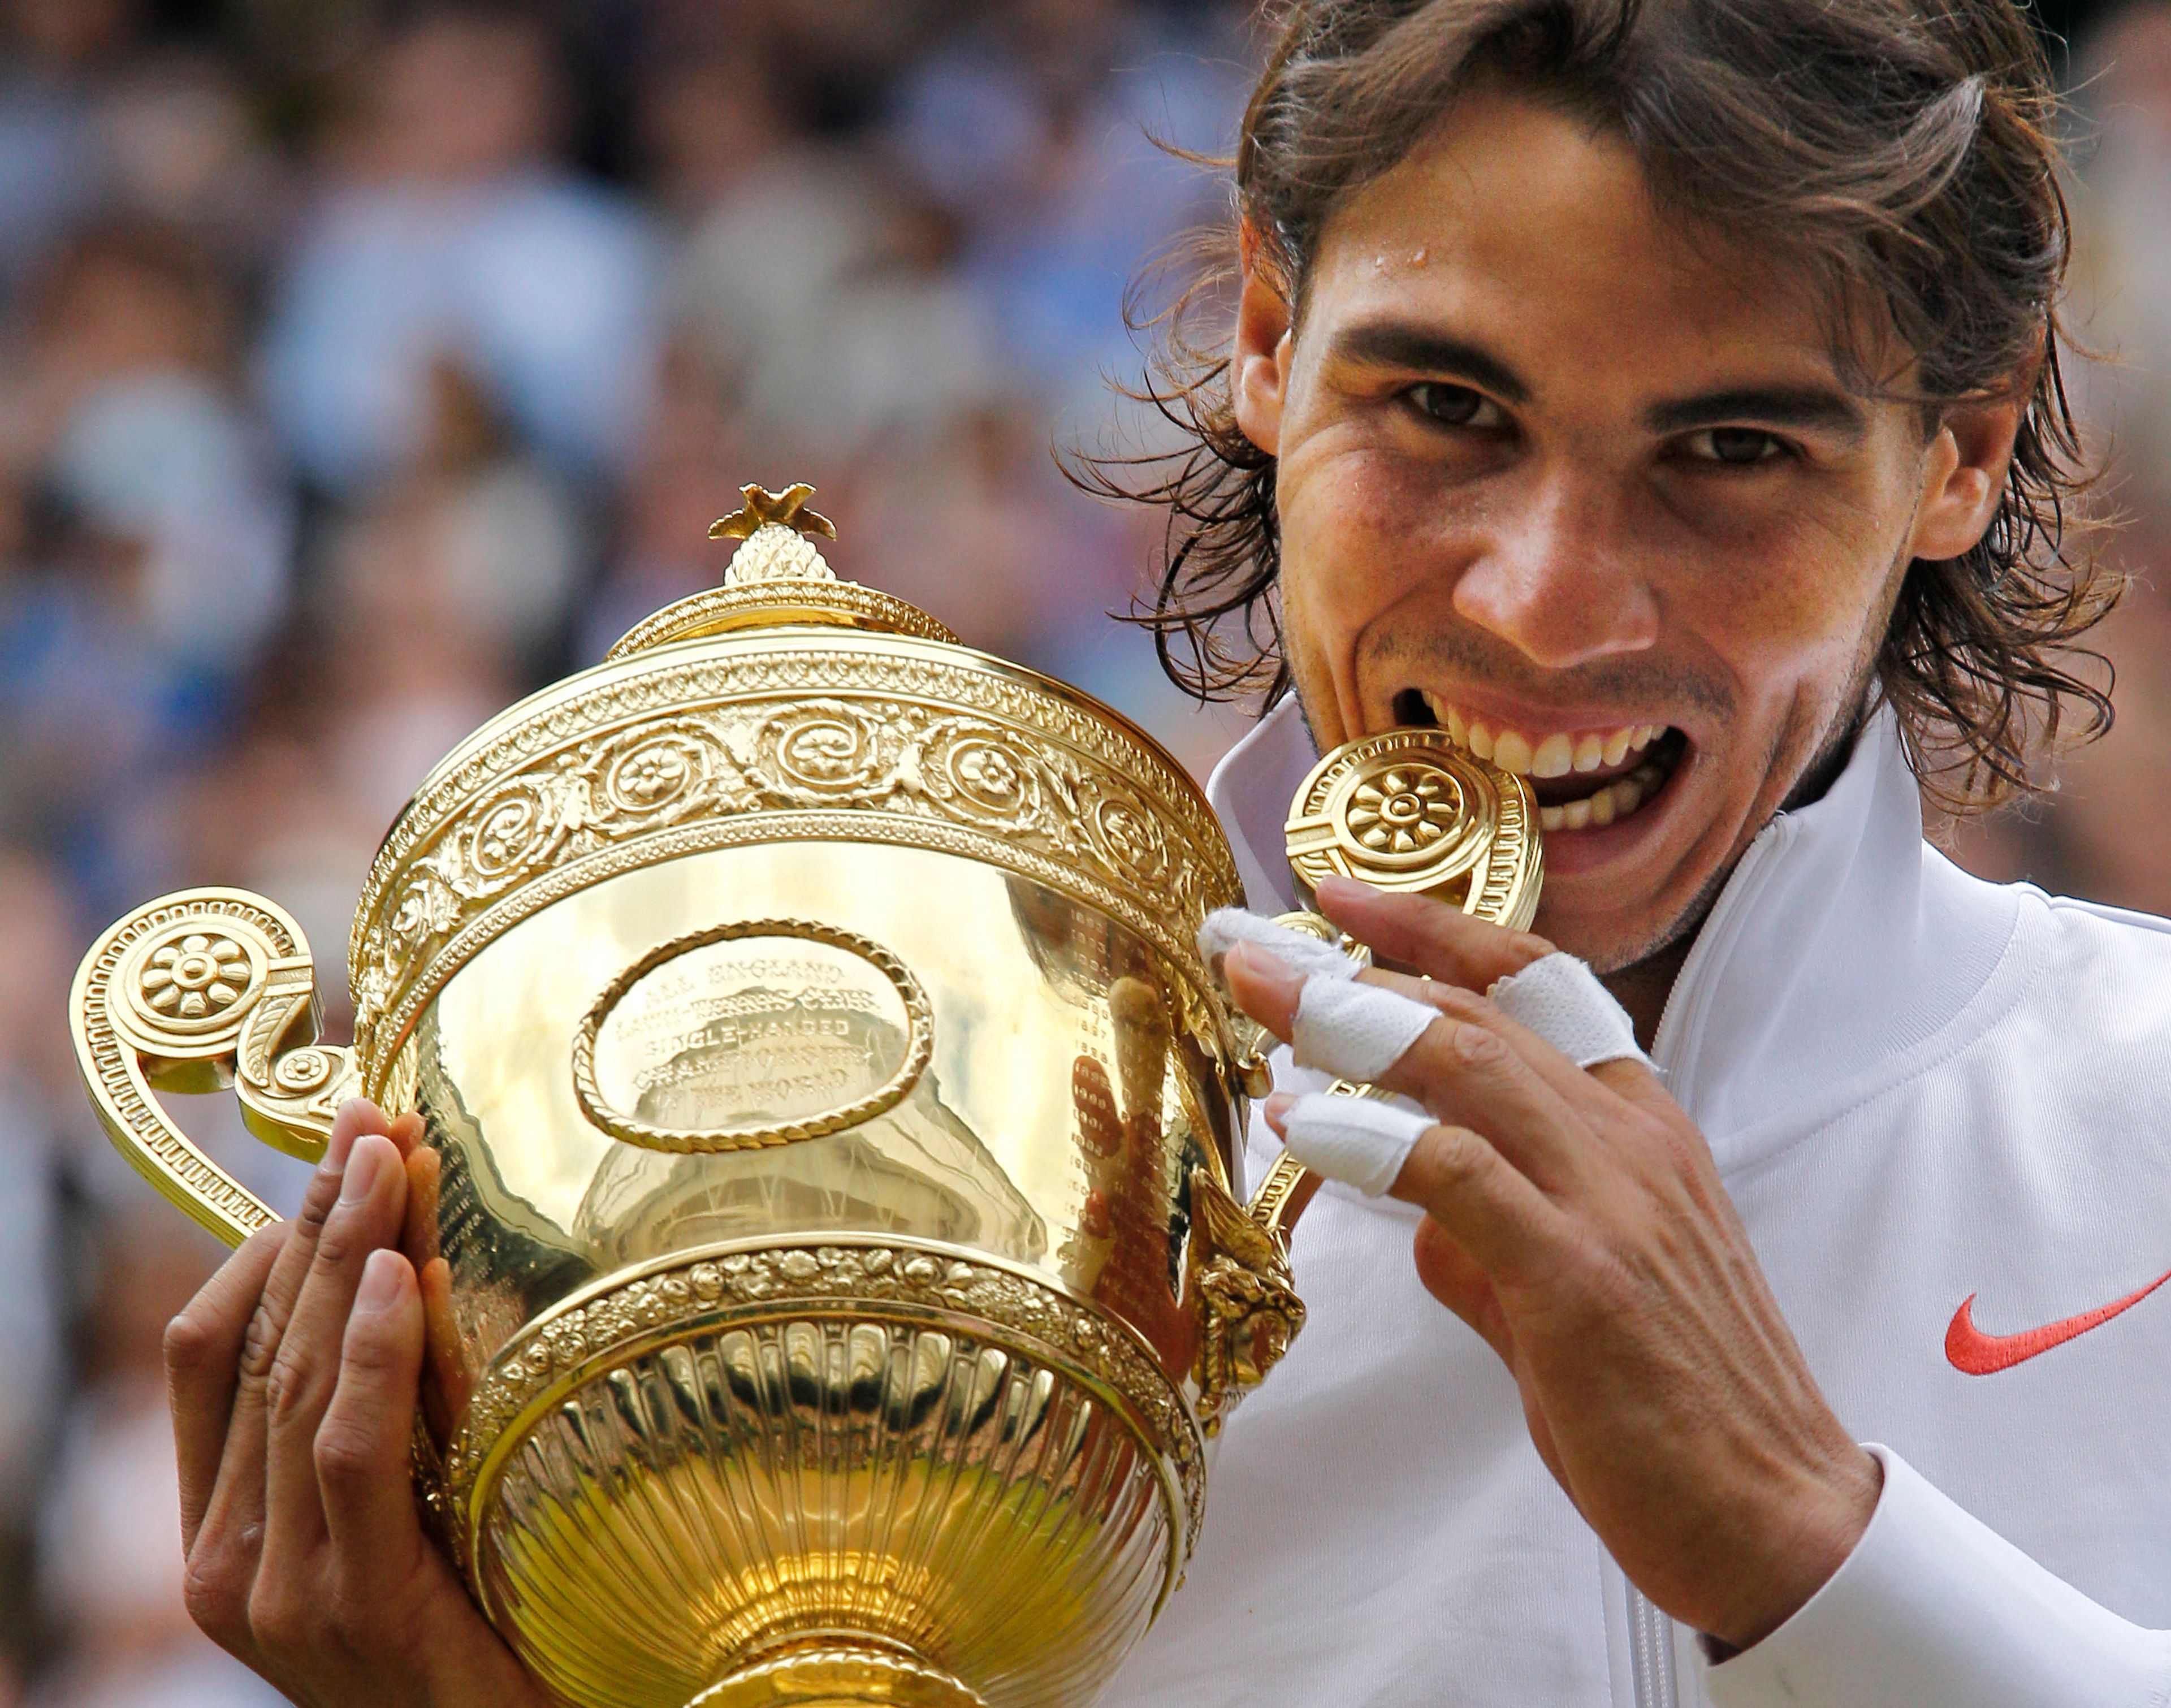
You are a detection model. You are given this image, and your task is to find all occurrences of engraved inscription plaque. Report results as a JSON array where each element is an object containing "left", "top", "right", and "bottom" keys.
[{"left": 573, "top": 919, "right": 932, "bottom": 1152}]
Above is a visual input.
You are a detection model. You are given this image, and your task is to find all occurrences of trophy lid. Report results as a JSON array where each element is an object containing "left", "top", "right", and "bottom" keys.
[{"left": 606, "top": 482, "right": 962, "bottom": 655}]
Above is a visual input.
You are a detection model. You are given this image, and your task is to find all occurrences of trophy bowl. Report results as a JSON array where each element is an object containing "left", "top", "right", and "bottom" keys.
[{"left": 68, "top": 485, "right": 1316, "bottom": 1708}]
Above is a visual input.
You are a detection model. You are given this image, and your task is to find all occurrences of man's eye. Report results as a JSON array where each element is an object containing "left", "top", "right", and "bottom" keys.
[
  {"left": 1689, "top": 426, "right": 1787, "bottom": 465},
  {"left": 1408, "top": 383, "right": 1502, "bottom": 429}
]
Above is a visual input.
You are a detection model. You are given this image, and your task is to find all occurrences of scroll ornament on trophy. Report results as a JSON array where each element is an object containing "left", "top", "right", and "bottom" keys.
[{"left": 68, "top": 483, "right": 1539, "bottom": 1708}]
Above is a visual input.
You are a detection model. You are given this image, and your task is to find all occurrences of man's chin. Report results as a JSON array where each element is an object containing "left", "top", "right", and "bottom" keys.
[
  {"left": 1531, "top": 808, "right": 1733, "bottom": 976},
  {"left": 1530, "top": 895, "right": 1670, "bottom": 976}
]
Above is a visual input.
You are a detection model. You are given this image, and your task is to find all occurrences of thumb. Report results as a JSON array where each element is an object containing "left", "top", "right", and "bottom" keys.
[{"left": 314, "top": 1249, "right": 429, "bottom": 1580}]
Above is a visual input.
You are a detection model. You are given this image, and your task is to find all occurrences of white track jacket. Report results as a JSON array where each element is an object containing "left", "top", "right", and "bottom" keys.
[{"left": 1106, "top": 700, "right": 2171, "bottom": 1707}]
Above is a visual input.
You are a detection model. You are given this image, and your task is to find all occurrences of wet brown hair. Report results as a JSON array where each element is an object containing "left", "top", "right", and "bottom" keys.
[{"left": 1083, "top": 0, "right": 2114, "bottom": 810}]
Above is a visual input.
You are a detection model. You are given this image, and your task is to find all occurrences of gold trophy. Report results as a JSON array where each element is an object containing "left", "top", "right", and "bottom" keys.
[{"left": 68, "top": 485, "right": 1538, "bottom": 1708}]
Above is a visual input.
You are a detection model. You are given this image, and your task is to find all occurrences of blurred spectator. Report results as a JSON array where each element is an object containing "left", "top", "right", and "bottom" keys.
[
  {"left": 313, "top": 481, "right": 531, "bottom": 826},
  {"left": 764, "top": 0, "right": 948, "bottom": 132},
  {"left": 93, "top": 51, "right": 291, "bottom": 278},
  {"left": 667, "top": 102, "right": 1006, "bottom": 460},
  {"left": 0, "top": 850, "right": 67, "bottom": 1547},
  {"left": 578, "top": 335, "right": 749, "bottom": 662},
  {"left": 832, "top": 401, "right": 1132, "bottom": 659},
  {"left": 2076, "top": 8, "right": 2171, "bottom": 504},
  {"left": 365, "top": 354, "right": 590, "bottom": 671},
  {"left": 0, "top": 219, "right": 292, "bottom": 910},
  {"left": 0, "top": 0, "right": 140, "bottom": 299},
  {"left": 632, "top": 29, "right": 800, "bottom": 223},
  {"left": 260, "top": 5, "right": 661, "bottom": 493},
  {"left": 889, "top": 0, "right": 1248, "bottom": 423},
  {"left": 22, "top": 221, "right": 292, "bottom": 673},
  {"left": 31, "top": 1213, "right": 284, "bottom": 1708}
]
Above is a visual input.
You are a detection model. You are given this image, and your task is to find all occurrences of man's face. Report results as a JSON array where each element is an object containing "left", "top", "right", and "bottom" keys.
[{"left": 1234, "top": 92, "right": 2014, "bottom": 970}]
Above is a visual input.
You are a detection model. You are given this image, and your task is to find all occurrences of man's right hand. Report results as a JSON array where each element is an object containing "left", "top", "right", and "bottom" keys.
[{"left": 166, "top": 1099, "right": 550, "bottom": 1708}]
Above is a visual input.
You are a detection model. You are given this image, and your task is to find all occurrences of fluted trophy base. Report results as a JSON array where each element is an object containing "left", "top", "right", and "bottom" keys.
[
  {"left": 687, "top": 1641, "right": 985, "bottom": 1707},
  {"left": 436, "top": 1239, "right": 1203, "bottom": 1708}
]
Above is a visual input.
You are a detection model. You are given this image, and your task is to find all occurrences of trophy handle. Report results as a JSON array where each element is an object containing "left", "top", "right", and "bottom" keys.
[
  {"left": 1190, "top": 1165, "right": 1313, "bottom": 1432},
  {"left": 70, "top": 887, "right": 361, "bottom": 1248},
  {"left": 1244, "top": 1151, "right": 1322, "bottom": 1245}
]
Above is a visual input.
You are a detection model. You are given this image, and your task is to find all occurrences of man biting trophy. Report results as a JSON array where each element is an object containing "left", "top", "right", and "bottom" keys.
[{"left": 114, "top": 0, "right": 2171, "bottom": 1705}]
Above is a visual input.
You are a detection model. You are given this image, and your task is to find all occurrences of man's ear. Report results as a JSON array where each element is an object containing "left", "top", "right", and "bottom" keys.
[
  {"left": 1232, "top": 228, "right": 1295, "bottom": 458},
  {"left": 1908, "top": 390, "right": 2026, "bottom": 563}
]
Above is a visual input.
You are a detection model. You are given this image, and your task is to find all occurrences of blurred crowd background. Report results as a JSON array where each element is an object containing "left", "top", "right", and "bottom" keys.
[{"left": 0, "top": 0, "right": 2165, "bottom": 1701}]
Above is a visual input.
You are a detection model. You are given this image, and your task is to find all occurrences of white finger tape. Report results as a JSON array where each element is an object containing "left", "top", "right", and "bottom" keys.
[
  {"left": 1486, "top": 952, "right": 1654, "bottom": 1071},
  {"left": 1281, "top": 1091, "right": 1434, "bottom": 1196},
  {"left": 1291, "top": 976, "right": 1439, "bottom": 1083},
  {"left": 1198, "top": 907, "right": 1360, "bottom": 984}
]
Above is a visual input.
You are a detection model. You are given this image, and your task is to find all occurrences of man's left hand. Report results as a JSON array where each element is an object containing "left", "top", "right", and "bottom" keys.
[{"left": 1223, "top": 877, "right": 1880, "bottom": 1652}]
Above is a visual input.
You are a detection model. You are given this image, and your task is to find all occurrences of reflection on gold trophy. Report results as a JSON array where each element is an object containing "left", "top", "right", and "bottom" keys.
[{"left": 68, "top": 483, "right": 1536, "bottom": 1708}]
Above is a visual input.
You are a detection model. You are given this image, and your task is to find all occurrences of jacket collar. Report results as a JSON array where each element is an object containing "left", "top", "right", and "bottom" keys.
[
  {"left": 1204, "top": 698, "right": 2022, "bottom": 1161},
  {"left": 1205, "top": 695, "right": 1318, "bottom": 916}
]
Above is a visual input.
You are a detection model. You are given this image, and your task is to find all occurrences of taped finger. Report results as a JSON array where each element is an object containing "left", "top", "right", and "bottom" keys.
[
  {"left": 1486, "top": 953, "right": 1655, "bottom": 1071},
  {"left": 1200, "top": 907, "right": 1362, "bottom": 983},
  {"left": 1280, "top": 1091, "right": 1434, "bottom": 1196},
  {"left": 1291, "top": 976, "right": 1440, "bottom": 1083}
]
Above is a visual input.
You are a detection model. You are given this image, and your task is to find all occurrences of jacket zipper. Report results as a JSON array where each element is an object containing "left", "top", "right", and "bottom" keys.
[
  {"left": 1626, "top": 1582, "right": 1681, "bottom": 1708},
  {"left": 1624, "top": 818, "right": 1796, "bottom": 1708}
]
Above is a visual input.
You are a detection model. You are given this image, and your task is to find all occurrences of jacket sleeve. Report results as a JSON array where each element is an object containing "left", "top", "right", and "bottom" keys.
[{"left": 1703, "top": 1446, "right": 2171, "bottom": 1707}]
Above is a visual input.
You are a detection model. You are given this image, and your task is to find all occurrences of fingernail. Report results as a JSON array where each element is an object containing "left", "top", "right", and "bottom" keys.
[
  {"left": 355, "top": 1248, "right": 405, "bottom": 1313},
  {"left": 339, "top": 1135, "right": 383, "bottom": 1205},
  {"left": 1316, "top": 874, "right": 1375, "bottom": 903},
  {"left": 1263, "top": 1091, "right": 1296, "bottom": 1124},
  {"left": 1228, "top": 940, "right": 1303, "bottom": 996}
]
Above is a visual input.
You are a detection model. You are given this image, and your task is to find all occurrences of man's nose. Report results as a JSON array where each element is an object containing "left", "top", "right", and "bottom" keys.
[{"left": 1450, "top": 473, "right": 1660, "bottom": 670}]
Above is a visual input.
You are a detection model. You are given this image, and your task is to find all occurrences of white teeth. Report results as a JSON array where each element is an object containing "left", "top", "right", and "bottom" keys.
[
  {"left": 1491, "top": 728, "right": 1532, "bottom": 773},
  {"left": 1526, "top": 757, "right": 1670, "bottom": 837},
  {"left": 1407, "top": 699, "right": 1676, "bottom": 828}
]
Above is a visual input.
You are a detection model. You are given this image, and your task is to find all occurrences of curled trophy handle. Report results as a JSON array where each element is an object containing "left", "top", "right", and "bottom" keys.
[{"left": 70, "top": 887, "right": 360, "bottom": 1247}]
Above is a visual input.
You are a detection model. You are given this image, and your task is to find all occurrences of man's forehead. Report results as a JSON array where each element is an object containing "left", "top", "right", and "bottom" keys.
[{"left": 1302, "top": 90, "right": 1856, "bottom": 406}]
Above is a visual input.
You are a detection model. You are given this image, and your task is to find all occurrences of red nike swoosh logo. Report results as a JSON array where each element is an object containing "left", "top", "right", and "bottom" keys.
[{"left": 1945, "top": 1268, "right": 2171, "bottom": 1375}]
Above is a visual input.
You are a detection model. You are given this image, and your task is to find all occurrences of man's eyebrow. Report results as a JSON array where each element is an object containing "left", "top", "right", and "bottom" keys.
[
  {"left": 1644, "top": 386, "right": 1866, "bottom": 441},
  {"left": 1324, "top": 322, "right": 1531, "bottom": 404}
]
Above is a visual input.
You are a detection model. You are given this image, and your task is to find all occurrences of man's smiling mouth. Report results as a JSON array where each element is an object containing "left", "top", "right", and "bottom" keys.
[{"left": 1391, "top": 688, "right": 1688, "bottom": 833}]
